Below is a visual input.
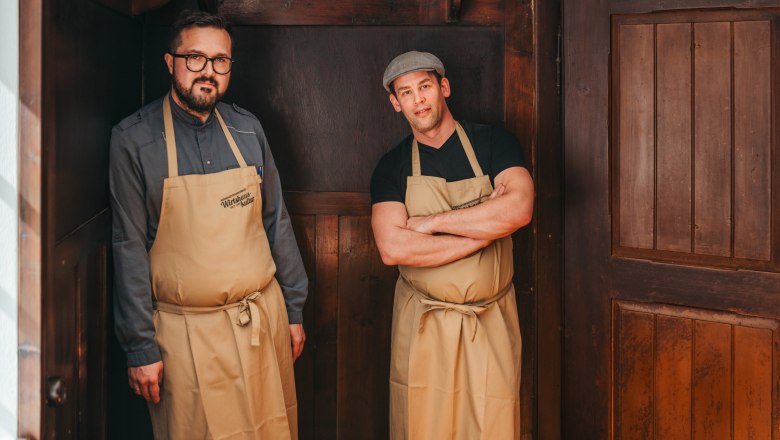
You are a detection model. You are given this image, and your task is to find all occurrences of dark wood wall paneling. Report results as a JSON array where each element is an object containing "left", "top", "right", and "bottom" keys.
[
  {"left": 613, "top": 301, "right": 778, "bottom": 439},
  {"left": 611, "top": 10, "right": 777, "bottom": 271},
  {"left": 41, "top": 0, "right": 146, "bottom": 438},
  {"left": 137, "top": 0, "right": 550, "bottom": 438}
]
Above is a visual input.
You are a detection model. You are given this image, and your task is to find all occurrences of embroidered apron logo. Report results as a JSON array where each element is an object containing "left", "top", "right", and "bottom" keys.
[{"left": 220, "top": 188, "right": 255, "bottom": 208}]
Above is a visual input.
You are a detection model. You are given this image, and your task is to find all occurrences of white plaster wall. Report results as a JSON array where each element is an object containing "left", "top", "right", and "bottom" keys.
[{"left": 0, "top": 1, "right": 19, "bottom": 439}]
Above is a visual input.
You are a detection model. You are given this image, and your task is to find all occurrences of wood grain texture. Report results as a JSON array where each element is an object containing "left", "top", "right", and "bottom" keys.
[
  {"left": 219, "top": 0, "right": 504, "bottom": 26},
  {"left": 733, "top": 20, "right": 771, "bottom": 261},
  {"left": 654, "top": 315, "right": 692, "bottom": 438},
  {"left": 313, "top": 215, "right": 339, "bottom": 438},
  {"left": 656, "top": 23, "right": 693, "bottom": 253},
  {"left": 615, "top": 310, "right": 654, "bottom": 440},
  {"left": 290, "top": 214, "right": 316, "bottom": 440},
  {"left": 336, "top": 216, "right": 397, "bottom": 439},
  {"left": 18, "top": 0, "right": 44, "bottom": 437},
  {"left": 733, "top": 326, "right": 772, "bottom": 439},
  {"left": 693, "top": 321, "right": 731, "bottom": 440},
  {"left": 693, "top": 22, "right": 732, "bottom": 257},
  {"left": 618, "top": 24, "right": 655, "bottom": 249}
]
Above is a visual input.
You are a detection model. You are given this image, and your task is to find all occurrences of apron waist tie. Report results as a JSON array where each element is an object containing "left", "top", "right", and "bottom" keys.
[
  {"left": 154, "top": 290, "right": 264, "bottom": 346},
  {"left": 407, "top": 280, "right": 513, "bottom": 342}
]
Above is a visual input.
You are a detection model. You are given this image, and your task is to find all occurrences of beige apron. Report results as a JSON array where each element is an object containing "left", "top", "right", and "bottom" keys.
[
  {"left": 147, "top": 95, "right": 297, "bottom": 440},
  {"left": 389, "top": 123, "right": 522, "bottom": 440}
]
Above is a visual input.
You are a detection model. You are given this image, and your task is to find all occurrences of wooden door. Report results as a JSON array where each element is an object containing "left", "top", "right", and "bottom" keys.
[
  {"left": 125, "top": 0, "right": 562, "bottom": 438},
  {"left": 26, "top": 0, "right": 144, "bottom": 438},
  {"left": 565, "top": 2, "right": 780, "bottom": 438}
]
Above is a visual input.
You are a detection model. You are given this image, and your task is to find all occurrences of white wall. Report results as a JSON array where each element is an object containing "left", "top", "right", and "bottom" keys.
[{"left": 0, "top": 1, "right": 19, "bottom": 439}]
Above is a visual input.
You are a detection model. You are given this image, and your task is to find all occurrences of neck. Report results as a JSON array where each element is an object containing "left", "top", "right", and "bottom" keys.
[
  {"left": 170, "top": 89, "right": 211, "bottom": 123},
  {"left": 411, "top": 112, "right": 456, "bottom": 148}
]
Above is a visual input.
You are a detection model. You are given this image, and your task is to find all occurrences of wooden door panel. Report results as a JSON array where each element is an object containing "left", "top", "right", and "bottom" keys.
[
  {"left": 566, "top": 3, "right": 780, "bottom": 439},
  {"left": 656, "top": 23, "right": 693, "bottom": 253},
  {"left": 617, "top": 24, "right": 655, "bottom": 249},
  {"left": 613, "top": 301, "right": 779, "bottom": 439},
  {"left": 611, "top": 10, "right": 778, "bottom": 270},
  {"left": 734, "top": 20, "right": 772, "bottom": 260}
]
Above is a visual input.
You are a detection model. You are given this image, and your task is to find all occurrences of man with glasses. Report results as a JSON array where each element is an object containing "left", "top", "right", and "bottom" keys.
[{"left": 109, "top": 9, "right": 307, "bottom": 439}]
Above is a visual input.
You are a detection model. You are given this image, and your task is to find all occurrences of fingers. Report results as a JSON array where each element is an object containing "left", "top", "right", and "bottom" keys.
[
  {"left": 290, "top": 325, "right": 306, "bottom": 362},
  {"left": 489, "top": 183, "right": 506, "bottom": 199},
  {"left": 128, "top": 361, "right": 164, "bottom": 403}
]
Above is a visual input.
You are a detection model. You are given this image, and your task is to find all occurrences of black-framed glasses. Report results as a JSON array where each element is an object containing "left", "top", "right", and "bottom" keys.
[{"left": 170, "top": 53, "right": 234, "bottom": 74}]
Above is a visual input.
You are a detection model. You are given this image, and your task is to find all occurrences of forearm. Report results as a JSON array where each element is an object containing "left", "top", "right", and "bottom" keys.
[
  {"left": 427, "top": 193, "right": 532, "bottom": 240},
  {"left": 411, "top": 168, "right": 535, "bottom": 240},
  {"left": 377, "top": 226, "right": 490, "bottom": 267}
]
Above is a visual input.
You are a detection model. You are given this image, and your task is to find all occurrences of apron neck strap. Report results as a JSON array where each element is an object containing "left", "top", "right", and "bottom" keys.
[
  {"left": 214, "top": 109, "right": 248, "bottom": 169},
  {"left": 410, "top": 121, "right": 485, "bottom": 178},
  {"left": 162, "top": 93, "right": 249, "bottom": 178}
]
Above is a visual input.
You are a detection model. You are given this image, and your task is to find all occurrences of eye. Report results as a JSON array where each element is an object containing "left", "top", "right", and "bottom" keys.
[
  {"left": 421, "top": 84, "right": 430, "bottom": 89},
  {"left": 214, "top": 57, "right": 229, "bottom": 65},
  {"left": 187, "top": 54, "right": 205, "bottom": 62},
  {"left": 401, "top": 90, "right": 411, "bottom": 96}
]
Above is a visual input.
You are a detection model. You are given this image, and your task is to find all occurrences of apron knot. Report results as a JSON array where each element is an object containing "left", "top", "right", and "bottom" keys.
[
  {"left": 235, "top": 291, "right": 262, "bottom": 346},
  {"left": 418, "top": 298, "right": 489, "bottom": 341}
]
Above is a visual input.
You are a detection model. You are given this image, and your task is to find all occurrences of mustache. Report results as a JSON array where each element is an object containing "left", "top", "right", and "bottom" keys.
[{"left": 192, "top": 76, "right": 218, "bottom": 87}]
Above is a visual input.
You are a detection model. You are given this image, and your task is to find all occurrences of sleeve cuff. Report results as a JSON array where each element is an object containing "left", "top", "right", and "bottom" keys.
[
  {"left": 287, "top": 310, "right": 303, "bottom": 324},
  {"left": 126, "top": 346, "right": 162, "bottom": 367}
]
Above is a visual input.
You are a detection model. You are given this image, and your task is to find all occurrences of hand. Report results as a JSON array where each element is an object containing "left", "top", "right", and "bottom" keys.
[
  {"left": 406, "top": 215, "right": 437, "bottom": 235},
  {"left": 489, "top": 183, "right": 506, "bottom": 200},
  {"left": 289, "top": 324, "right": 306, "bottom": 362},
  {"left": 128, "top": 360, "right": 164, "bottom": 403}
]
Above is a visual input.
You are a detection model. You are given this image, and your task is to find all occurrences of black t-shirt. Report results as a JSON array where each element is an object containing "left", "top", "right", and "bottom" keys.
[{"left": 370, "top": 121, "right": 528, "bottom": 204}]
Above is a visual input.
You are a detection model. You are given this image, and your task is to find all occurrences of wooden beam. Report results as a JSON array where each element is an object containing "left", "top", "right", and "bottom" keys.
[{"left": 18, "top": 0, "right": 43, "bottom": 437}]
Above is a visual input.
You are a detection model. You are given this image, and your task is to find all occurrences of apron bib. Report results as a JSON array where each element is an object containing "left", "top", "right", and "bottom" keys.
[
  {"left": 389, "top": 122, "right": 522, "bottom": 440},
  {"left": 147, "top": 95, "right": 297, "bottom": 440}
]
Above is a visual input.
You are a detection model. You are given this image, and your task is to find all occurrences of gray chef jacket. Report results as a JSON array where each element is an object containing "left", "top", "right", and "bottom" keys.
[{"left": 109, "top": 94, "right": 308, "bottom": 367}]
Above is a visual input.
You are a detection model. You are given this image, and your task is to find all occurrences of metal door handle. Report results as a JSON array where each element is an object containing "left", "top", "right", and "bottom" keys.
[{"left": 46, "top": 376, "right": 67, "bottom": 406}]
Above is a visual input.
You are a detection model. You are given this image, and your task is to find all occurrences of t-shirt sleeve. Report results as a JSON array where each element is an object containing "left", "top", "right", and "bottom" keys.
[
  {"left": 490, "top": 126, "right": 528, "bottom": 177},
  {"left": 370, "top": 149, "right": 404, "bottom": 204}
]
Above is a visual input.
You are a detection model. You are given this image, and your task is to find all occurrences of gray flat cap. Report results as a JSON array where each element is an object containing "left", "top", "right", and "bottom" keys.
[{"left": 382, "top": 51, "right": 445, "bottom": 92}]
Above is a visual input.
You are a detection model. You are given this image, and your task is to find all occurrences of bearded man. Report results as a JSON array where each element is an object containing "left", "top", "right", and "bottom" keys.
[{"left": 109, "top": 9, "right": 307, "bottom": 439}]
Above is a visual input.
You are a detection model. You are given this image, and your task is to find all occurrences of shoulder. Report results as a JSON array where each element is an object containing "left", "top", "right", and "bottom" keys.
[
  {"left": 216, "top": 101, "right": 266, "bottom": 137},
  {"left": 111, "top": 97, "right": 165, "bottom": 150}
]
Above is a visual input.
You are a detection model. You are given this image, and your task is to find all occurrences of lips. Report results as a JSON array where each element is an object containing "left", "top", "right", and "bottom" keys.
[{"left": 414, "top": 107, "right": 431, "bottom": 117}]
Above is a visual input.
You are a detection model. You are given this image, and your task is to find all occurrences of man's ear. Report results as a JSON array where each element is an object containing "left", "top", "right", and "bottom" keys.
[
  {"left": 164, "top": 53, "right": 174, "bottom": 75},
  {"left": 389, "top": 93, "right": 402, "bottom": 113},
  {"left": 440, "top": 77, "right": 451, "bottom": 98}
]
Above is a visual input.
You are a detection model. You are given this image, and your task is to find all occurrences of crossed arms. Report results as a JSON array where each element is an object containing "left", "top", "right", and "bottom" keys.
[{"left": 371, "top": 166, "right": 534, "bottom": 268}]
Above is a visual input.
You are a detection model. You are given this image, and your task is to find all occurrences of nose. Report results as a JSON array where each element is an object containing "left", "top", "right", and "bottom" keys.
[{"left": 414, "top": 93, "right": 425, "bottom": 104}]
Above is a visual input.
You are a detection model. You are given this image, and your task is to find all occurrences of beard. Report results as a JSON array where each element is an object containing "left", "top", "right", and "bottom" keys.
[{"left": 171, "top": 74, "right": 225, "bottom": 113}]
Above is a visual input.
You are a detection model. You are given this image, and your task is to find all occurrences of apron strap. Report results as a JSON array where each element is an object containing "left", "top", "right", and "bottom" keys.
[
  {"left": 214, "top": 109, "right": 249, "bottom": 168},
  {"left": 154, "top": 290, "right": 264, "bottom": 347},
  {"left": 455, "top": 122, "right": 485, "bottom": 177},
  {"left": 161, "top": 93, "right": 249, "bottom": 177},
  {"left": 410, "top": 121, "right": 484, "bottom": 178}
]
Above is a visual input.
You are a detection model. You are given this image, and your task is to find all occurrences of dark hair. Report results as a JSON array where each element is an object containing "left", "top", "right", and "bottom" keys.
[
  {"left": 168, "top": 9, "right": 233, "bottom": 53},
  {"left": 389, "top": 71, "right": 443, "bottom": 96}
]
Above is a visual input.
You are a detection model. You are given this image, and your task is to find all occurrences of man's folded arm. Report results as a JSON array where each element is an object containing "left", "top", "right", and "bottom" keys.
[{"left": 372, "top": 201, "right": 492, "bottom": 268}]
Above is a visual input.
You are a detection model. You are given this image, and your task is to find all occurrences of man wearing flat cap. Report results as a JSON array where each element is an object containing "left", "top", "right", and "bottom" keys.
[{"left": 370, "top": 51, "right": 534, "bottom": 439}]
